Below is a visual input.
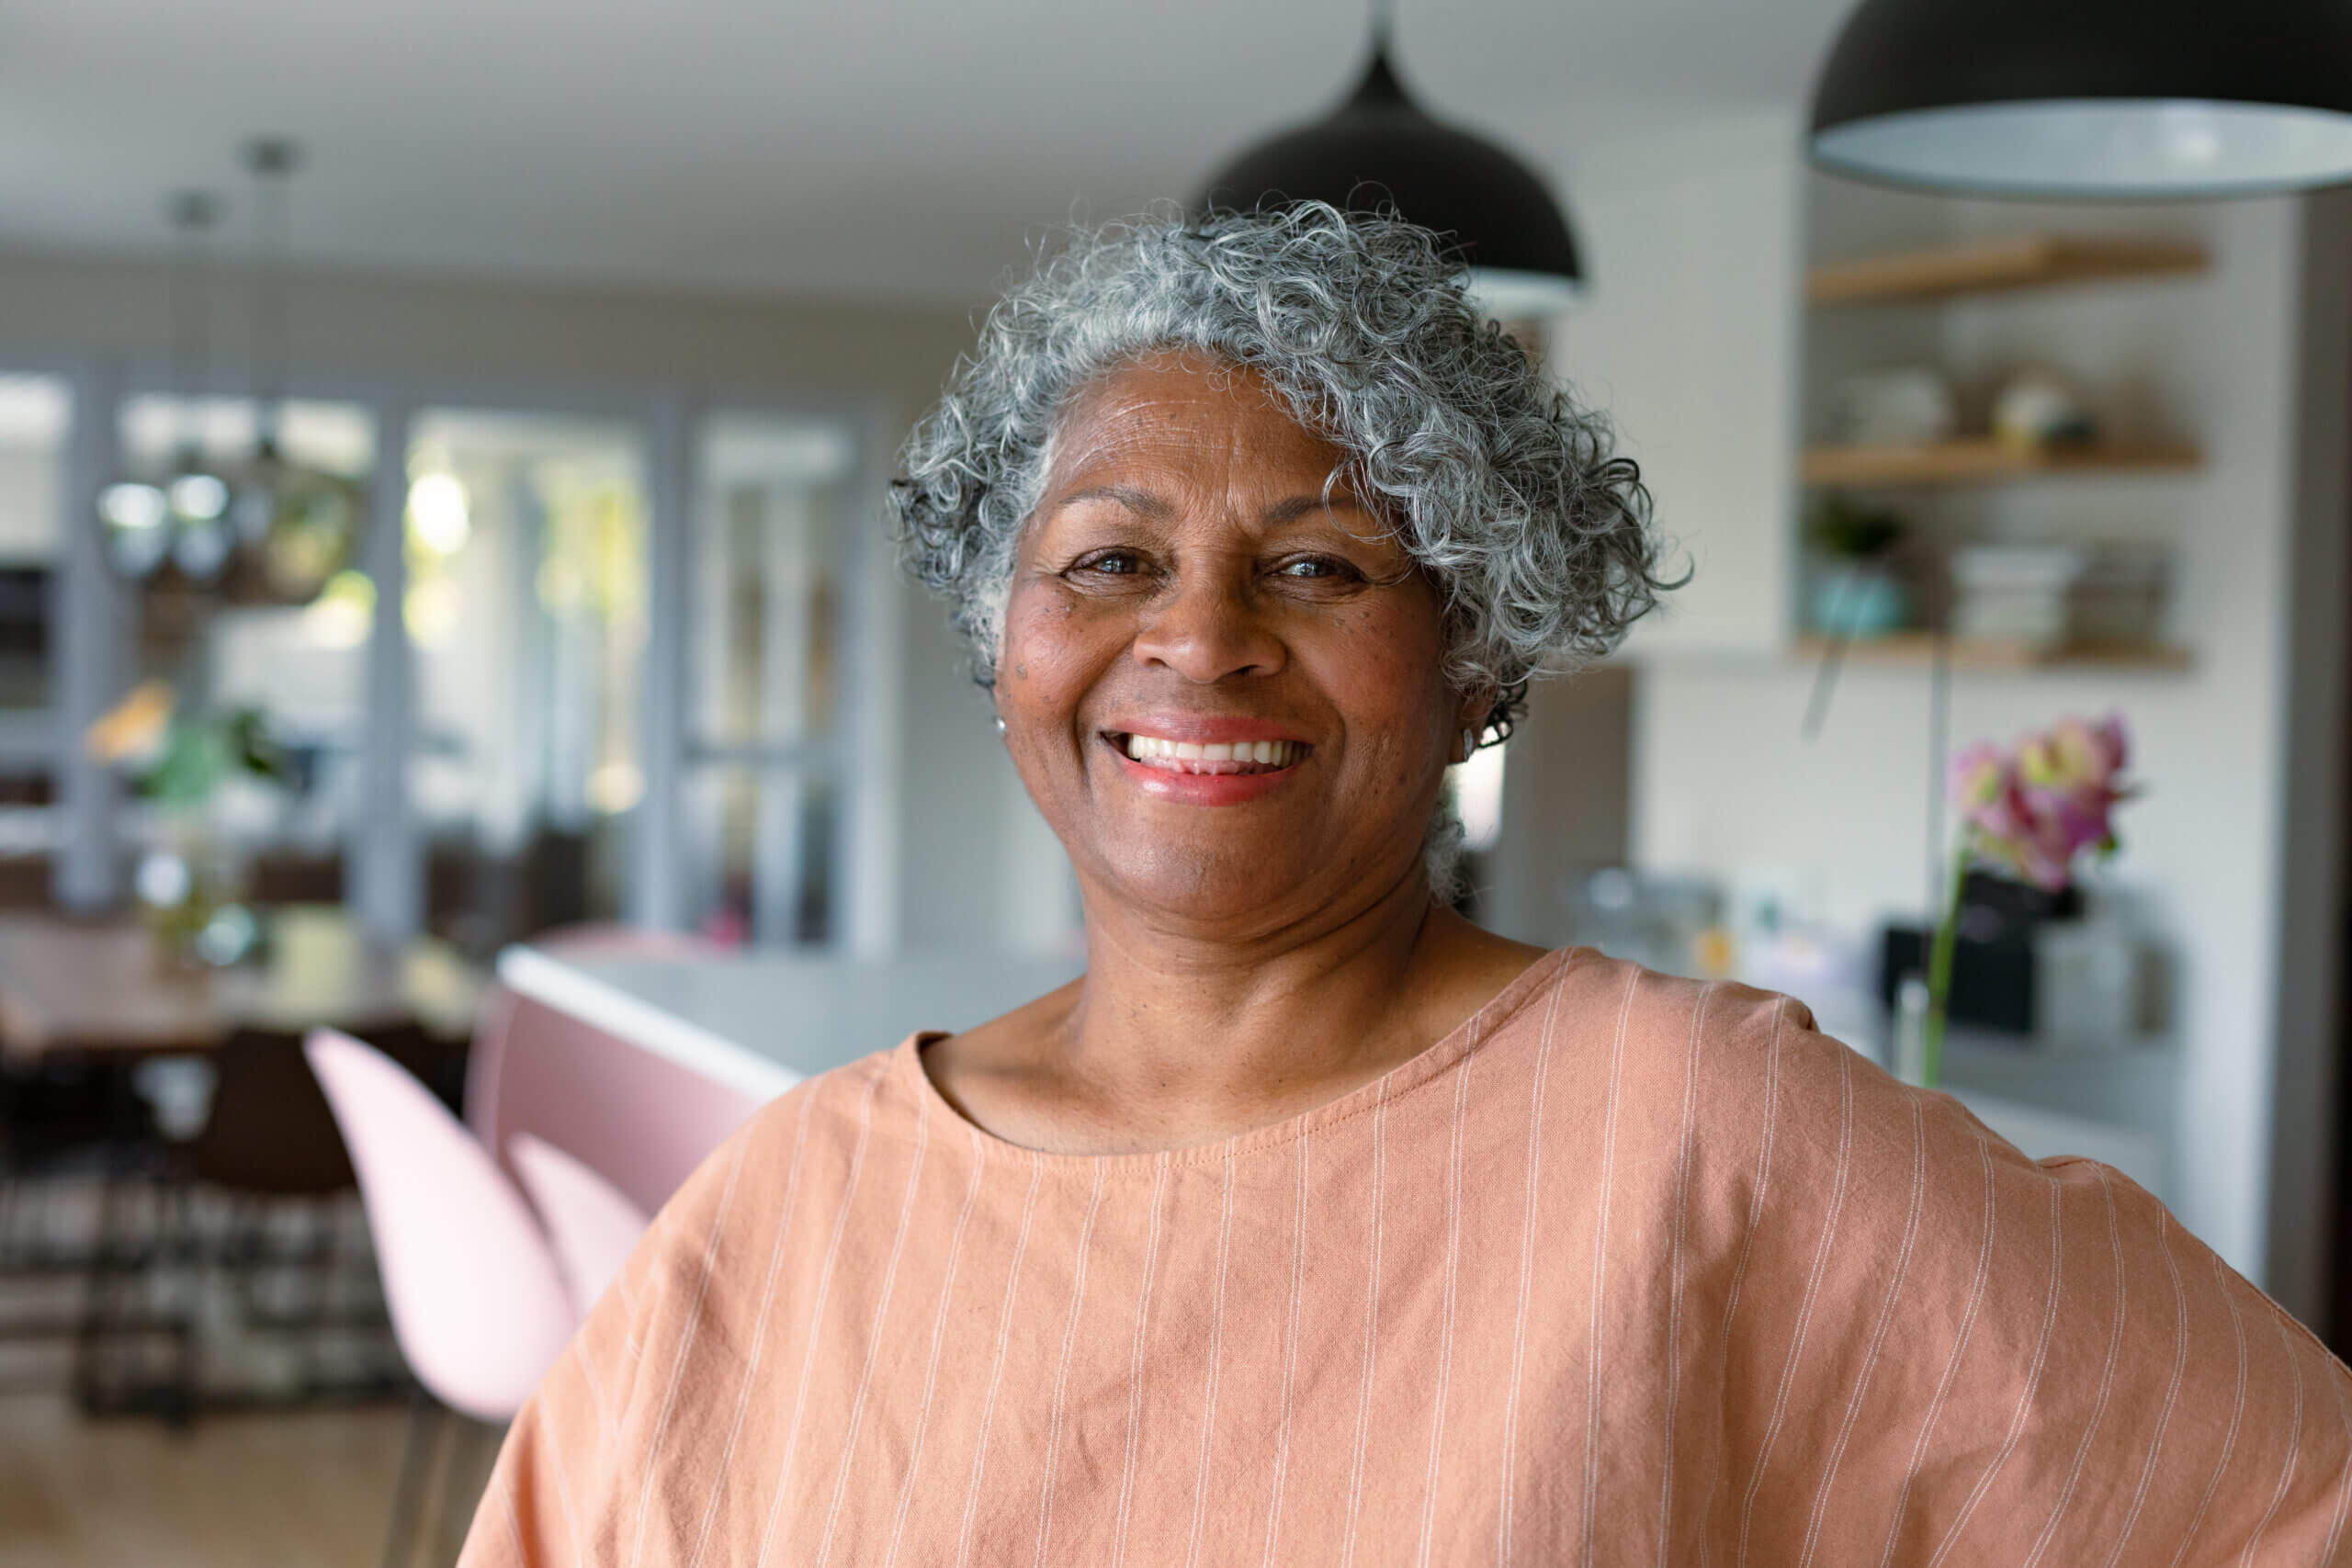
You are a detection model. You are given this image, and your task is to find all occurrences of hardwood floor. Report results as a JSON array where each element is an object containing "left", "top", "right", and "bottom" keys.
[{"left": 0, "top": 1393, "right": 498, "bottom": 1568}]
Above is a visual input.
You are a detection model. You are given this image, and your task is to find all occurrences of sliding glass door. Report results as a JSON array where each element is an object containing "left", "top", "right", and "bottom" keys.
[
  {"left": 40, "top": 370, "right": 885, "bottom": 952},
  {"left": 675, "top": 411, "right": 861, "bottom": 947}
]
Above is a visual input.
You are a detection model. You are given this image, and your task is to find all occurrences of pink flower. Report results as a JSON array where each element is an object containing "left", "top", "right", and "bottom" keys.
[{"left": 1948, "top": 714, "right": 2135, "bottom": 892}]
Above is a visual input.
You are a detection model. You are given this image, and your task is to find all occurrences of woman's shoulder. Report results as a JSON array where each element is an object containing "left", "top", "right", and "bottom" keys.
[
  {"left": 1506, "top": 945, "right": 1859, "bottom": 1099},
  {"left": 1506, "top": 947, "right": 2032, "bottom": 1205}
]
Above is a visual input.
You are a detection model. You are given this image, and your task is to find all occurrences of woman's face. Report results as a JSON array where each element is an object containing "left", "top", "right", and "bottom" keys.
[{"left": 997, "top": 353, "right": 1480, "bottom": 931}]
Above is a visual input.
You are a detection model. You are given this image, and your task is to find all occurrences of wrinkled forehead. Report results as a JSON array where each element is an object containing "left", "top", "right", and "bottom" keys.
[{"left": 1034, "top": 350, "right": 1374, "bottom": 519}]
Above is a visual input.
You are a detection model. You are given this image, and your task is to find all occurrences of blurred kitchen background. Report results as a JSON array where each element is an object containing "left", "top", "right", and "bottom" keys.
[{"left": 1, "top": 0, "right": 2348, "bottom": 1563}]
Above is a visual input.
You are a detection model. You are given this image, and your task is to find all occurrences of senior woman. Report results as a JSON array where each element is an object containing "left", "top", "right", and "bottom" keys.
[{"left": 463, "top": 206, "right": 2349, "bottom": 1566}]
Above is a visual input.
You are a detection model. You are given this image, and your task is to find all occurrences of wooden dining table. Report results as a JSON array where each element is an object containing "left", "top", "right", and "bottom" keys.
[{"left": 0, "top": 905, "right": 486, "bottom": 1064}]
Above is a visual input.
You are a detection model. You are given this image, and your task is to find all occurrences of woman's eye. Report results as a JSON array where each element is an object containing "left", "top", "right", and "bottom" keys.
[
  {"left": 1275, "top": 556, "right": 1358, "bottom": 581},
  {"left": 1072, "top": 549, "right": 1147, "bottom": 577}
]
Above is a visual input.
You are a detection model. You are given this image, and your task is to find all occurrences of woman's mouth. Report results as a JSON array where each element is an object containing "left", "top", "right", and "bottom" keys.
[{"left": 1108, "top": 733, "right": 1309, "bottom": 774}]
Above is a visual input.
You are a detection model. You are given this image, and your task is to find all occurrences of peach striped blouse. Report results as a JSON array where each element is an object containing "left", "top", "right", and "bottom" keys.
[{"left": 459, "top": 947, "right": 2352, "bottom": 1565}]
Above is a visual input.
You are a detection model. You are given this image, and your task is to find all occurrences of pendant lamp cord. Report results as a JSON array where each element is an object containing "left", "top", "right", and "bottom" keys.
[
  {"left": 244, "top": 140, "right": 300, "bottom": 449},
  {"left": 1368, "top": 0, "right": 1394, "bottom": 52},
  {"left": 166, "top": 191, "right": 221, "bottom": 456}
]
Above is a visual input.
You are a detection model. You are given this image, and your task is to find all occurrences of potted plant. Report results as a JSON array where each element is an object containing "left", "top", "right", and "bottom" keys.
[
  {"left": 86, "top": 681, "right": 292, "bottom": 968},
  {"left": 1805, "top": 492, "right": 1911, "bottom": 640}
]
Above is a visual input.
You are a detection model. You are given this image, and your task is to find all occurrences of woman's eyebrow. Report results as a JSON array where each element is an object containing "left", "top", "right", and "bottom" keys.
[
  {"left": 1049, "top": 483, "right": 1171, "bottom": 519},
  {"left": 1262, "top": 493, "right": 1375, "bottom": 526}
]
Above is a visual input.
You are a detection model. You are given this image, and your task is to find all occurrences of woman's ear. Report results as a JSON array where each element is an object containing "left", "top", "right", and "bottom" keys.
[{"left": 1450, "top": 688, "right": 1495, "bottom": 765}]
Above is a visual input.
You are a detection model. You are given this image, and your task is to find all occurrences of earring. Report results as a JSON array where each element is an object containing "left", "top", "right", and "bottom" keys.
[
  {"left": 1458, "top": 727, "right": 1478, "bottom": 761},
  {"left": 993, "top": 715, "right": 1008, "bottom": 737}
]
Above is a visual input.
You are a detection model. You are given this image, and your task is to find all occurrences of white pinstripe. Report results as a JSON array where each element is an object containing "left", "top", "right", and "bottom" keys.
[
  {"left": 1695, "top": 1001, "right": 1788, "bottom": 1568},
  {"left": 1032, "top": 1164, "right": 1109, "bottom": 1568},
  {"left": 2238, "top": 1312, "right": 2307, "bottom": 1565},
  {"left": 1415, "top": 1043, "right": 1478, "bottom": 1568},
  {"left": 1873, "top": 1131, "right": 1997, "bottom": 1568},
  {"left": 613, "top": 1255, "right": 642, "bottom": 1321},
  {"left": 1182, "top": 1148, "right": 1239, "bottom": 1568},
  {"left": 681, "top": 1094, "right": 816, "bottom": 1568},
  {"left": 953, "top": 1158, "right": 1046, "bottom": 1568},
  {"left": 1925, "top": 1176, "right": 2065, "bottom": 1568},
  {"left": 1110, "top": 1157, "right": 1173, "bottom": 1568},
  {"left": 1796, "top": 1095, "right": 1925, "bottom": 1568},
  {"left": 880, "top": 1134, "right": 989, "bottom": 1568},
  {"left": 572, "top": 1315, "right": 622, "bottom": 1445},
  {"left": 2022, "top": 1168, "right": 2128, "bottom": 1568},
  {"left": 2098, "top": 1209, "right": 2190, "bottom": 1568},
  {"left": 1259, "top": 1136, "right": 1312, "bottom": 1568},
  {"left": 814, "top": 1099, "right": 933, "bottom": 1568},
  {"left": 1339, "top": 1078, "right": 1391, "bottom": 1568},
  {"left": 623, "top": 1130, "right": 752, "bottom": 1568},
  {"left": 2320, "top": 1354, "right": 2352, "bottom": 1562},
  {"left": 2164, "top": 1255, "right": 2250, "bottom": 1568},
  {"left": 1652, "top": 982, "right": 1714, "bottom": 1568},
  {"left": 1580, "top": 968, "right": 1642, "bottom": 1567},
  {"left": 501, "top": 1469, "right": 528, "bottom": 1563},
  {"left": 540, "top": 1371, "right": 585, "bottom": 1561},
  {"left": 1736, "top": 1043, "right": 1854, "bottom": 1568},
  {"left": 752, "top": 1069, "right": 886, "bottom": 1568},
  {"left": 1499, "top": 972, "right": 1574, "bottom": 1568}
]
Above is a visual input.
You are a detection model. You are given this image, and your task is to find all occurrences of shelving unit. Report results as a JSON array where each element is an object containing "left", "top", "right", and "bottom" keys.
[
  {"left": 1800, "top": 231, "right": 2208, "bottom": 665},
  {"left": 1801, "top": 437, "right": 2201, "bottom": 487},
  {"left": 1806, "top": 233, "right": 2210, "bottom": 306},
  {"left": 1794, "top": 634, "right": 2193, "bottom": 673}
]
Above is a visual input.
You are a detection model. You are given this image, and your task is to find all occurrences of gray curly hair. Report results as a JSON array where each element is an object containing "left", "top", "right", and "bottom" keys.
[
  {"left": 890, "top": 202, "right": 1676, "bottom": 890},
  {"left": 893, "top": 201, "right": 1672, "bottom": 739}
]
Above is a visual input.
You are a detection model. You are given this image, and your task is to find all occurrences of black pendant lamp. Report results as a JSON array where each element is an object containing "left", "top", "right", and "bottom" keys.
[
  {"left": 1192, "top": 21, "right": 1584, "bottom": 316},
  {"left": 1811, "top": 0, "right": 2352, "bottom": 197},
  {"left": 230, "top": 135, "right": 360, "bottom": 605}
]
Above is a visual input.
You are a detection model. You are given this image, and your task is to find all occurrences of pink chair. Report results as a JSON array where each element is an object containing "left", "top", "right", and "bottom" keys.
[
  {"left": 306, "top": 1028, "right": 578, "bottom": 1568},
  {"left": 313, "top": 930, "right": 769, "bottom": 1568},
  {"left": 304, "top": 1030, "right": 575, "bottom": 1420},
  {"left": 509, "top": 1132, "right": 650, "bottom": 1319}
]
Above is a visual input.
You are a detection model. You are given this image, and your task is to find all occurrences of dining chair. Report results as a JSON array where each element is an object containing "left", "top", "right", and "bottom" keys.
[
  {"left": 304, "top": 1029, "right": 575, "bottom": 1568},
  {"left": 507, "top": 1132, "right": 650, "bottom": 1320}
]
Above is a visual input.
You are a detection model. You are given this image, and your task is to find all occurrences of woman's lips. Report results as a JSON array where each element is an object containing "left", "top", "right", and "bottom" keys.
[{"left": 1102, "top": 730, "right": 1310, "bottom": 804}]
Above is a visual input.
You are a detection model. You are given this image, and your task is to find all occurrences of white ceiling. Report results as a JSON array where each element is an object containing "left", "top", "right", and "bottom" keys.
[{"left": 0, "top": 0, "right": 1854, "bottom": 303}]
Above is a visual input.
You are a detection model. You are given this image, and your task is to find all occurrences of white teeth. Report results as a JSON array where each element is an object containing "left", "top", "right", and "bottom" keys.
[{"left": 1120, "top": 733, "right": 1305, "bottom": 771}]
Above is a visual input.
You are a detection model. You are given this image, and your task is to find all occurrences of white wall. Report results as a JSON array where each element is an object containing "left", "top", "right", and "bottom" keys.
[
  {"left": 1595, "top": 150, "right": 2348, "bottom": 1306},
  {"left": 1557, "top": 112, "right": 1806, "bottom": 657}
]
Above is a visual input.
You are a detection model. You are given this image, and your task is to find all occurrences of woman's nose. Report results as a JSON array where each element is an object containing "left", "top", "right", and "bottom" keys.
[{"left": 1128, "top": 570, "right": 1286, "bottom": 684}]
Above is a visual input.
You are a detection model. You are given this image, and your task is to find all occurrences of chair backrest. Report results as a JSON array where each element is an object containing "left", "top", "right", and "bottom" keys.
[
  {"left": 509, "top": 1132, "right": 652, "bottom": 1320},
  {"left": 304, "top": 1029, "right": 576, "bottom": 1423},
  {"left": 470, "top": 990, "right": 768, "bottom": 1221}
]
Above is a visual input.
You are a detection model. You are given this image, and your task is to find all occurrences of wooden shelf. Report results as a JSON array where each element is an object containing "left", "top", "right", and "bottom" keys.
[
  {"left": 1807, "top": 234, "right": 2209, "bottom": 305},
  {"left": 1796, "top": 634, "right": 2193, "bottom": 672},
  {"left": 1802, "top": 438, "right": 2200, "bottom": 487}
]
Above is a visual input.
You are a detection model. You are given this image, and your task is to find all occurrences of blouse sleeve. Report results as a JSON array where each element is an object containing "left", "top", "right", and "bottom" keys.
[{"left": 1730, "top": 1002, "right": 2352, "bottom": 1565}]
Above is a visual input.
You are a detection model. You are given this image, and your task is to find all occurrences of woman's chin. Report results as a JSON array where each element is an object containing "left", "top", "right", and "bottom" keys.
[{"left": 1082, "top": 837, "right": 1402, "bottom": 933}]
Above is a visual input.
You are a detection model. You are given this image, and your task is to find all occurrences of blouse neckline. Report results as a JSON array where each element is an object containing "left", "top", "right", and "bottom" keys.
[{"left": 894, "top": 945, "right": 1577, "bottom": 1178}]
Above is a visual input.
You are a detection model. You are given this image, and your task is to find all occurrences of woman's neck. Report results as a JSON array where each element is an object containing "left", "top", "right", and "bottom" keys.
[{"left": 924, "top": 872, "right": 1545, "bottom": 1156}]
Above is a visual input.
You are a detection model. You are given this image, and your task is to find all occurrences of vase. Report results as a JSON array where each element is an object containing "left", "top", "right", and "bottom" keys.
[{"left": 135, "top": 816, "right": 254, "bottom": 972}]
